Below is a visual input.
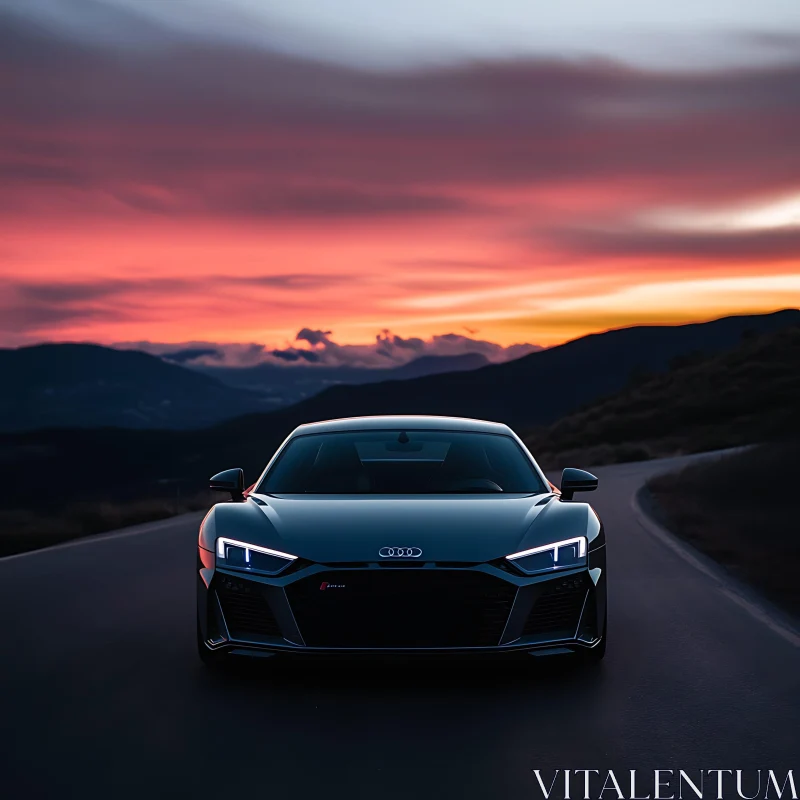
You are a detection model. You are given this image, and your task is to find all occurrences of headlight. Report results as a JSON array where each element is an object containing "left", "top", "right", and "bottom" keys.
[
  {"left": 216, "top": 537, "right": 297, "bottom": 575},
  {"left": 505, "top": 536, "right": 587, "bottom": 575}
]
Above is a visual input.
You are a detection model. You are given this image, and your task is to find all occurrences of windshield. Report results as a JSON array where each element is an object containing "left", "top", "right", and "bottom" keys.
[{"left": 257, "top": 430, "right": 546, "bottom": 495}]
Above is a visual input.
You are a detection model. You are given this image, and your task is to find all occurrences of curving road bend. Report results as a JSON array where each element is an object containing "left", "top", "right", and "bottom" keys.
[{"left": 1, "top": 455, "right": 798, "bottom": 799}]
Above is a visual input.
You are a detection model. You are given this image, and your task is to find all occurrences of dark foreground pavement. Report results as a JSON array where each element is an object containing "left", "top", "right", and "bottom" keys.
[{"left": 1, "top": 455, "right": 798, "bottom": 799}]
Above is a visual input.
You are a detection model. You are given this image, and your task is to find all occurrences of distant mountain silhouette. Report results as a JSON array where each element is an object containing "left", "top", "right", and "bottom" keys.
[
  {"left": 219, "top": 308, "right": 800, "bottom": 434},
  {"left": 0, "top": 344, "right": 272, "bottom": 431},
  {"left": 387, "top": 352, "right": 490, "bottom": 379},
  {"left": 196, "top": 352, "right": 491, "bottom": 405},
  {"left": 2, "top": 310, "right": 797, "bottom": 516},
  {"left": 0, "top": 346, "right": 496, "bottom": 431}
]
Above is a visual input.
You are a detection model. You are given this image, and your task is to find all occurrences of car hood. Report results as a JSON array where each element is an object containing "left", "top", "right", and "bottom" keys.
[{"left": 208, "top": 493, "right": 594, "bottom": 563}]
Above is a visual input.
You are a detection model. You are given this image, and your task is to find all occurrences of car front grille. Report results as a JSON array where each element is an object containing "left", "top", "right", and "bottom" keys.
[
  {"left": 522, "top": 575, "right": 588, "bottom": 638},
  {"left": 215, "top": 576, "right": 282, "bottom": 639},
  {"left": 286, "top": 569, "right": 517, "bottom": 648}
]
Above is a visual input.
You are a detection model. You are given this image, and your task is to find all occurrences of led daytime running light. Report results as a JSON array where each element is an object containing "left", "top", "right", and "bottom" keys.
[
  {"left": 216, "top": 537, "right": 297, "bottom": 562},
  {"left": 506, "top": 536, "right": 587, "bottom": 563}
]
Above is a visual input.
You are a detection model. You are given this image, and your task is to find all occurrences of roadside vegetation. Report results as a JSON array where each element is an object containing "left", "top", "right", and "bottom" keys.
[
  {"left": 525, "top": 324, "right": 800, "bottom": 469},
  {"left": 646, "top": 442, "right": 800, "bottom": 618}
]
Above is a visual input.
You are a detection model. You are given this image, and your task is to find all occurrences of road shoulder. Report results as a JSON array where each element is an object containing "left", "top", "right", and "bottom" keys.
[{"left": 632, "top": 485, "right": 800, "bottom": 648}]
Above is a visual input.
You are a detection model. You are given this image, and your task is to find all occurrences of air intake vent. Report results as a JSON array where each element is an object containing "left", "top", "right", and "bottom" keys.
[
  {"left": 522, "top": 575, "right": 588, "bottom": 638},
  {"left": 287, "top": 570, "right": 517, "bottom": 648},
  {"left": 216, "top": 576, "right": 282, "bottom": 639}
]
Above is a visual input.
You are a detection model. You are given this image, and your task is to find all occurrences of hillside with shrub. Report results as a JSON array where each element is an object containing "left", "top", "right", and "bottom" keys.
[
  {"left": 647, "top": 441, "right": 800, "bottom": 617},
  {"left": 525, "top": 323, "right": 800, "bottom": 468}
]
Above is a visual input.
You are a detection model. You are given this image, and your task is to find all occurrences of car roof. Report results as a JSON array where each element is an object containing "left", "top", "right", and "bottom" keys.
[{"left": 290, "top": 415, "right": 513, "bottom": 436}]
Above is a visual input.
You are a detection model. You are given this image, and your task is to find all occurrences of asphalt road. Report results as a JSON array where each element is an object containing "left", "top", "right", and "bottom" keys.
[{"left": 1, "top": 454, "right": 798, "bottom": 799}]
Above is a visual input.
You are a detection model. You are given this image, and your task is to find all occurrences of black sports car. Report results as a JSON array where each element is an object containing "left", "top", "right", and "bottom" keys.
[{"left": 197, "top": 415, "right": 606, "bottom": 666}]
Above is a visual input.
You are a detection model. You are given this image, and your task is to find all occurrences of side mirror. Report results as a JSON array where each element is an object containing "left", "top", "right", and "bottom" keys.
[
  {"left": 560, "top": 468, "right": 598, "bottom": 501},
  {"left": 209, "top": 468, "right": 244, "bottom": 502}
]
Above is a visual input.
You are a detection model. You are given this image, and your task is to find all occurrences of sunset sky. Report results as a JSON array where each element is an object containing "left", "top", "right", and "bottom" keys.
[{"left": 1, "top": 0, "right": 799, "bottom": 358}]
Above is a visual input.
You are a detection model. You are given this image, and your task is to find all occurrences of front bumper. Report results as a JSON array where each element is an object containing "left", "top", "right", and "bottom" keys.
[{"left": 197, "top": 547, "right": 606, "bottom": 658}]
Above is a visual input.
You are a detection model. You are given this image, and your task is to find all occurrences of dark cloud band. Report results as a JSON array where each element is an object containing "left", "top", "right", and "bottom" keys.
[{"left": 1, "top": 2, "right": 798, "bottom": 220}]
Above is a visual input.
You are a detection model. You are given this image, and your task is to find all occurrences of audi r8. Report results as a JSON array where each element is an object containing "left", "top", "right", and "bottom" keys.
[{"left": 197, "top": 415, "right": 607, "bottom": 667}]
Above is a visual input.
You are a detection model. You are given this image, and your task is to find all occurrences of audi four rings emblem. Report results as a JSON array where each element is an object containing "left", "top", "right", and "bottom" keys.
[{"left": 379, "top": 546, "right": 422, "bottom": 558}]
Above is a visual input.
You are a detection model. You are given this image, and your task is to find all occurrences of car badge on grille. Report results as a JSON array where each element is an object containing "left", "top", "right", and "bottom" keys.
[{"left": 378, "top": 546, "right": 422, "bottom": 558}]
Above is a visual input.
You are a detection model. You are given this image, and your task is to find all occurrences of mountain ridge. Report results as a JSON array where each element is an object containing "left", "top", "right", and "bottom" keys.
[
  {"left": 215, "top": 308, "right": 800, "bottom": 434},
  {"left": 0, "top": 344, "right": 494, "bottom": 431},
  {"left": 0, "top": 343, "right": 270, "bottom": 431},
  {"left": 194, "top": 351, "right": 491, "bottom": 405},
  {"left": 2, "top": 309, "right": 797, "bottom": 515}
]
